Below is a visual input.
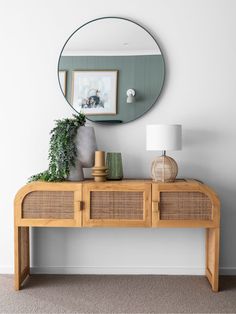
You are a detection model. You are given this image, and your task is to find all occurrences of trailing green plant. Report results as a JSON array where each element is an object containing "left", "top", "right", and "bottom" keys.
[{"left": 29, "top": 113, "right": 86, "bottom": 182}]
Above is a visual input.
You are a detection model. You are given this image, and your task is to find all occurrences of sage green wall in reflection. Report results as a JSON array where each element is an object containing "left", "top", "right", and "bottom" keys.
[{"left": 59, "top": 55, "right": 164, "bottom": 122}]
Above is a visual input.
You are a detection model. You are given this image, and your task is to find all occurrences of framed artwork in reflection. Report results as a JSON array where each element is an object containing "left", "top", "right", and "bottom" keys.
[{"left": 72, "top": 70, "right": 118, "bottom": 115}]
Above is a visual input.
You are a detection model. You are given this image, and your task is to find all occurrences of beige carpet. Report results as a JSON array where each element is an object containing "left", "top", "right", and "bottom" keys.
[{"left": 0, "top": 275, "right": 236, "bottom": 313}]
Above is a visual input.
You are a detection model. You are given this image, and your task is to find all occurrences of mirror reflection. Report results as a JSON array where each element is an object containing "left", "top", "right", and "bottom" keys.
[{"left": 58, "top": 17, "right": 165, "bottom": 123}]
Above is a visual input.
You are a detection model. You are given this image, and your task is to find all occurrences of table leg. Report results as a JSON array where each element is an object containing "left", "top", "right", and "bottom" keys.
[
  {"left": 205, "top": 228, "right": 220, "bottom": 292},
  {"left": 14, "top": 226, "right": 30, "bottom": 290}
]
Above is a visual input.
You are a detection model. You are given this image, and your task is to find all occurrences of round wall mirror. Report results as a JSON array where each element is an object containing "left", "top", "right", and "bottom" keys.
[{"left": 58, "top": 17, "right": 165, "bottom": 124}]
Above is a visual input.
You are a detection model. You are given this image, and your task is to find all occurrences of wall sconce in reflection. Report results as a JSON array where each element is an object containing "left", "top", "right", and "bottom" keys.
[{"left": 126, "top": 89, "right": 136, "bottom": 103}]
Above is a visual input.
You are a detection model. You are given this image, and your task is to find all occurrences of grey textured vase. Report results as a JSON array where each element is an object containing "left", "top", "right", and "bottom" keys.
[
  {"left": 106, "top": 152, "right": 123, "bottom": 180},
  {"left": 68, "top": 126, "right": 97, "bottom": 181}
]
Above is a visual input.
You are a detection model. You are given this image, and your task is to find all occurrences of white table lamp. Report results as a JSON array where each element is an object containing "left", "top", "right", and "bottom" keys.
[{"left": 146, "top": 124, "right": 182, "bottom": 182}]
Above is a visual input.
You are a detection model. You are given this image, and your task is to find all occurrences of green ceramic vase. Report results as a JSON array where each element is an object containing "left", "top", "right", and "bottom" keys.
[{"left": 106, "top": 152, "right": 123, "bottom": 180}]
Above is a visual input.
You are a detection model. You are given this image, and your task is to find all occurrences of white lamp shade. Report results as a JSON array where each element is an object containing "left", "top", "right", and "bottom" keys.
[{"left": 146, "top": 124, "right": 182, "bottom": 151}]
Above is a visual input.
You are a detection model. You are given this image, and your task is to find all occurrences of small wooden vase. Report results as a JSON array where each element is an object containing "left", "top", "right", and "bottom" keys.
[{"left": 92, "top": 151, "right": 108, "bottom": 182}]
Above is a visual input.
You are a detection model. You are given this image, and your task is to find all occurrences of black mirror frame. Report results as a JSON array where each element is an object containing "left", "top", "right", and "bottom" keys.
[{"left": 57, "top": 16, "right": 166, "bottom": 125}]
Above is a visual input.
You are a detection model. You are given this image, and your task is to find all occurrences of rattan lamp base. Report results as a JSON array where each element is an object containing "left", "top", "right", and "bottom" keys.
[{"left": 151, "top": 155, "right": 178, "bottom": 182}]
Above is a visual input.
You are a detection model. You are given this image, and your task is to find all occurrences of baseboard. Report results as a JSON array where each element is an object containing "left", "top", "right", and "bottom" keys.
[
  {"left": 0, "top": 267, "right": 14, "bottom": 274},
  {"left": 30, "top": 266, "right": 206, "bottom": 275},
  {"left": 219, "top": 267, "right": 236, "bottom": 275},
  {"left": 1, "top": 266, "right": 236, "bottom": 275}
]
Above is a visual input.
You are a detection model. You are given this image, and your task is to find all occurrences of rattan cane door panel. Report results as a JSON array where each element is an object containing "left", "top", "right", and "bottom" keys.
[
  {"left": 151, "top": 181, "right": 218, "bottom": 228},
  {"left": 90, "top": 191, "right": 143, "bottom": 220},
  {"left": 22, "top": 191, "right": 74, "bottom": 219},
  {"left": 15, "top": 182, "right": 83, "bottom": 227},
  {"left": 160, "top": 192, "right": 212, "bottom": 220},
  {"left": 82, "top": 183, "right": 151, "bottom": 227}
]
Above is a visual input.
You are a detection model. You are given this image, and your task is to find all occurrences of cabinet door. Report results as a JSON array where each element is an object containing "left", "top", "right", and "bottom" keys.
[
  {"left": 16, "top": 183, "right": 83, "bottom": 227},
  {"left": 82, "top": 182, "right": 151, "bottom": 227},
  {"left": 152, "top": 182, "right": 219, "bottom": 228}
]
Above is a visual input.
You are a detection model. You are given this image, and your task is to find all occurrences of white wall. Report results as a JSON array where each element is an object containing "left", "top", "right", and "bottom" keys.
[{"left": 1, "top": 0, "right": 236, "bottom": 275}]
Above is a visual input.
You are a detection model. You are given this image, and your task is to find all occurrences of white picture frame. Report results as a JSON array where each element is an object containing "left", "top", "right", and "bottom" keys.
[{"left": 71, "top": 70, "right": 118, "bottom": 115}]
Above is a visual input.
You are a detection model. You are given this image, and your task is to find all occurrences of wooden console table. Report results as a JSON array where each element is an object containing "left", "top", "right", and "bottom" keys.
[{"left": 14, "top": 179, "right": 220, "bottom": 291}]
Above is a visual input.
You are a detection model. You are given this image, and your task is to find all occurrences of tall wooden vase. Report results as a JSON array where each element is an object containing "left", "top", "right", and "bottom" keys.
[{"left": 92, "top": 151, "right": 108, "bottom": 182}]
